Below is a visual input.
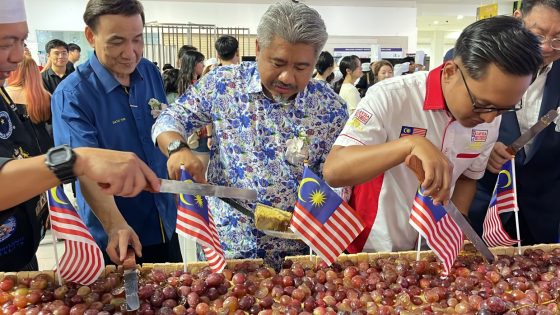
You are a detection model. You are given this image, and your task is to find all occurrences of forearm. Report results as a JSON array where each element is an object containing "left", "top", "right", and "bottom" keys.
[
  {"left": 79, "top": 176, "right": 128, "bottom": 232},
  {"left": 156, "top": 131, "right": 189, "bottom": 156},
  {"left": 0, "top": 156, "right": 59, "bottom": 210},
  {"left": 323, "top": 137, "right": 415, "bottom": 187},
  {"left": 451, "top": 175, "right": 477, "bottom": 216}
]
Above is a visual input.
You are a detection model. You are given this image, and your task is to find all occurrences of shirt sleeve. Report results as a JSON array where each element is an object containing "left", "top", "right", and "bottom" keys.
[
  {"left": 0, "top": 157, "right": 12, "bottom": 170},
  {"left": 151, "top": 75, "right": 214, "bottom": 144},
  {"left": 333, "top": 84, "right": 390, "bottom": 148},
  {"left": 51, "top": 89, "right": 99, "bottom": 148},
  {"left": 463, "top": 117, "right": 502, "bottom": 180}
]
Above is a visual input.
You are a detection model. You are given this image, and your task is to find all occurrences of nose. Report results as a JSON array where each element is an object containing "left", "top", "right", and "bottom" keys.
[
  {"left": 277, "top": 68, "right": 296, "bottom": 86},
  {"left": 480, "top": 112, "right": 498, "bottom": 124},
  {"left": 121, "top": 42, "right": 135, "bottom": 60},
  {"left": 541, "top": 41, "right": 554, "bottom": 54}
]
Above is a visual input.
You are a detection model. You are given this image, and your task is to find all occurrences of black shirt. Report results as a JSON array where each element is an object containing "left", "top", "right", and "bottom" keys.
[
  {"left": 66, "top": 61, "right": 75, "bottom": 74},
  {"left": 41, "top": 68, "right": 71, "bottom": 94},
  {"left": 0, "top": 87, "right": 48, "bottom": 271}
]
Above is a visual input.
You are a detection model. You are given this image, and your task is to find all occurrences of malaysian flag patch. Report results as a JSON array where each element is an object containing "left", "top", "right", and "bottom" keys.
[{"left": 400, "top": 126, "right": 427, "bottom": 138}]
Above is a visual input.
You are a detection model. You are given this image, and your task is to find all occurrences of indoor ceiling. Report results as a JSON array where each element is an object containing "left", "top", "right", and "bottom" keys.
[{"left": 143, "top": 0, "right": 516, "bottom": 31}]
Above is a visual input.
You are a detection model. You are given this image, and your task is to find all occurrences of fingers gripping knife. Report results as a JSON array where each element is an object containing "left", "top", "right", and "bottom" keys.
[
  {"left": 406, "top": 155, "right": 495, "bottom": 263},
  {"left": 122, "top": 249, "right": 140, "bottom": 311}
]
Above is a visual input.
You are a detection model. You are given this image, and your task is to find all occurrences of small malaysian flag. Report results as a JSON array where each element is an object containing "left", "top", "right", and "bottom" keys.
[
  {"left": 400, "top": 126, "right": 427, "bottom": 138},
  {"left": 290, "top": 167, "right": 365, "bottom": 265},
  {"left": 48, "top": 186, "right": 104, "bottom": 285},
  {"left": 409, "top": 187, "right": 464, "bottom": 274},
  {"left": 175, "top": 169, "right": 226, "bottom": 273},
  {"left": 482, "top": 159, "right": 519, "bottom": 247}
]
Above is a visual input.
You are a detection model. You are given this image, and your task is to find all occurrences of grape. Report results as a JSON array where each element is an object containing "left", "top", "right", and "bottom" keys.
[
  {"left": 149, "top": 290, "right": 164, "bottom": 307},
  {"left": 485, "top": 296, "right": 506, "bottom": 313},
  {"left": 238, "top": 296, "right": 255, "bottom": 311},
  {"left": 204, "top": 274, "right": 224, "bottom": 288},
  {"left": 187, "top": 292, "right": 200, "bottom": 308},
  {"left": 1, "top": 277, "right": 16, "bottom": 291},
  {"left": 232, "top": 273, "right": 246, "bottom": 285},
  {"left": 162, "top": 285, "right": 177, "bottom": 300},
  {"left": 69, "top": 304, "right": 87, "bottom": 315}
]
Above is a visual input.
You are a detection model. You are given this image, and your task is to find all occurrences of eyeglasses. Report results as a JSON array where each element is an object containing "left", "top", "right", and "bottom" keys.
[
  {"left": 456, "top": 66, "right": 523, "bottom": 113},
  {"left": 534, "top": 34, "right": 560, "bottom": 50}
]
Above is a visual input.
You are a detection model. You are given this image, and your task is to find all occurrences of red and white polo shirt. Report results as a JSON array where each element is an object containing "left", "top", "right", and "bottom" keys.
[{"left": 333, "top": 65, "right": 500, "bottom": 253}]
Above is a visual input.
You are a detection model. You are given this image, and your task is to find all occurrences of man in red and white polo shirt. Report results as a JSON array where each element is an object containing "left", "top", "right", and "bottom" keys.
[{"left": 323, "top": 16, "right": 543, "bottom": 253}]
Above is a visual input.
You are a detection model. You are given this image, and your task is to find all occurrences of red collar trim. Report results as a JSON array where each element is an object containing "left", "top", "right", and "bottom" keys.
[{"left": 423, "top": 64, "right": 446, "bottom": 111}]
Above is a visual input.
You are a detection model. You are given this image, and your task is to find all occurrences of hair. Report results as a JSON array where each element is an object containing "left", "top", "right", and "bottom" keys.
[
  {"left": 333, "top": 55, "right": 360, "bottom": 94},
  {"left": 314, "top": 51, "right": 334, "bottom": 76},
  {"left": 68, "top": 43, "right": 81, "bottom": 52},
  {"left": 162, "top": 68, "right": 179, "bottom": 94},
  {"left": 45, "top": 39, "right": 68, "bottom": 54},
  {"left": 177, "top": 45, "right": 198, "bottom": 60},
  {"left": 6, "top": 56, "right": 51, "bottom": 124},
  {"left": 520, "top": 0, "right": 560, "bottom": 16},
  {"left": 257, "top": 1, "right": 328, "bottom": 57},
  {"left": 177, "top": 50, "right": 205, "bottom": 95},
  {"left": 83, "top": 0, "right": 145, "bottom": 32},
  {"left": 162, "top": 63, "right": 174, "bottom": 71},
  {"left": 372, "top": 60, "right": 394, "bottom": 83},
  {"left": 215, "top": 35, "right": 239, "bottom": 61},
  {"left": 454, "top": 15, "right": 542, "bottom": 80}
]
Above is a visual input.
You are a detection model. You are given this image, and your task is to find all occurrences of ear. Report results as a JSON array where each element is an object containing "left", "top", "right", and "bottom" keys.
[
  {"left": 513, "top": 10, "right": 522, "bottom": 19},
  {"left": 441, "top": 61, "right": 458, "bottom": 84},
  {"left": 84, "top": 26, "right": 95, "bottom": 48},
  {"left": 255, "top": 39, "right": 260, "bottom": 60}
]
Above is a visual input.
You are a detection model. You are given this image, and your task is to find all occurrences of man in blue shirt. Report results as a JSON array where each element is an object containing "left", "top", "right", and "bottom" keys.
[{"left": 51, "top": 0, "right": 180, "bottom": 265}]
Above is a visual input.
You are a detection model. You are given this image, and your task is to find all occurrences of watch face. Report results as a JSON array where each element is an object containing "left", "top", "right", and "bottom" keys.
[
  {"left": 50, "top": 149, "right": 71, "bottom": 164},
  {"left": 169, "top": 141, "right": 180, "bottom": 152}
]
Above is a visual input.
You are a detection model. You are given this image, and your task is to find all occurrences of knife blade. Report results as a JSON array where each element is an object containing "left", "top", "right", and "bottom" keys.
[
  {"left": 506, "top": 109, "right": 559, "bottom": 155},
  {"left": 159, "top": 179, "right": 257, "bottom": 200},
  {"left": 122, "top": 249, "right": 139, "bottom": 311},
  {"left": 406, "top": 155, "right": 495, "bottom": 263},
  {"left": 219, "top": 197, "right": 255, "bottom": 218}
]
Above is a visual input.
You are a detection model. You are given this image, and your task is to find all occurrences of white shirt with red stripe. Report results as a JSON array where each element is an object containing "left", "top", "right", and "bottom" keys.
[{"left": 334, "top": 65, "right": 500, "bottom": 253}]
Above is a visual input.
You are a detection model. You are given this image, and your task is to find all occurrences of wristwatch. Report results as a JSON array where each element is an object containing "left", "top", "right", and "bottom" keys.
[
  {"left": 167, "top": 140, "right": 189, "bottom": 156},
  {"left": 45, "top": 145, "right": 77, "bottom": 184}
]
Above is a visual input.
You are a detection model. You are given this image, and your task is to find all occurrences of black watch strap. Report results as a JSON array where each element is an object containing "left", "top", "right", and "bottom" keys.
[
  {"left": 45, "top": 145, "right": 77, "bottom": 184},
  {"left": 168, "top": 141, "right": 189, "bottom": 156}
]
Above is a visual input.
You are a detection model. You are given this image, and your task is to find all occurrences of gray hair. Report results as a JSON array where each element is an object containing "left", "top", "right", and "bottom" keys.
[{"left": 257, "top": 1, "right": 328, "bottom": 56}]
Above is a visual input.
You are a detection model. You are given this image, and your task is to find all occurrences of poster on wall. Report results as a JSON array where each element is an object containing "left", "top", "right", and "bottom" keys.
[
  {"left": 477, "top": 3, "right": 498, "bottom": 20},
  {"left": 380, "top": 48, "right": 404, "bottom": 59},
  {"left": 333, "top": 48, "right": 372, "bottom": 59}
]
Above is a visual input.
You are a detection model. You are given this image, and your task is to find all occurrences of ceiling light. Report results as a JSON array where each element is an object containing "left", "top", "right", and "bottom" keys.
[
  {"left": 433, "top": 21, "right": 440, "bottom": 25},
  {"left": 457, "top": 15, "right": 464, "bottom": 20}
]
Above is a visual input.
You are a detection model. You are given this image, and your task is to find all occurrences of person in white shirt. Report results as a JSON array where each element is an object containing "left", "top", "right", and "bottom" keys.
[
  {"left": 323, "top": 16, "right": 542, "bottom": 253},
  {"left": 334, "top": 55, "right": 362, "bottom": 115}
]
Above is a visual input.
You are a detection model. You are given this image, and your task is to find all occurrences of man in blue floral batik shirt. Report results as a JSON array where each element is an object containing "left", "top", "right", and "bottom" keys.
[
  {"left": 152, "top": 1, "right": 348, "bottom": 268},
  {"left": 52, "top": 0, "right": 181, "bottom": 266}
]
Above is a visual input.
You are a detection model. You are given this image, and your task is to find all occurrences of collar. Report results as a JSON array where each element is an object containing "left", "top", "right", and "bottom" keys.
[
  {"left": 90, "top": 53, "right": 143, "bottom": 94},
  {"left": 538, "top": 62, "right": 554, "bottom": 77},
  {"left": 46, "top": 67, "right": 67, "bottom": 78},
  {"left": 423, "top": 64, "right": 447, "bottom": 111}
]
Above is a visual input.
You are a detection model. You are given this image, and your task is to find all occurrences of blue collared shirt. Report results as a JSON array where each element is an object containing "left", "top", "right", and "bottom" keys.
[{"left": 51, "top": 54, "right": 176, "bottom": 249}]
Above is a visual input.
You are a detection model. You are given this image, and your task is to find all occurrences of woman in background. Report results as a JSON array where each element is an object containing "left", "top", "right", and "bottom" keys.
[
  {"left": 5, "top": 56, "right": 53, "bottom": 152},
  {"left": 162, "top": 68, "right": 179, "bottom": 104},
  {"left": 177, "top": 50, "right": 211, "bottom": 174},
  {"left": 334, "top": 55, "right": 362, "bottom": 116},
  {"left": 372, "top": 60, "right": 394, "bottom": 84},
  {"left": 313, "top": 51, "right": 335, "bottom": 83}
]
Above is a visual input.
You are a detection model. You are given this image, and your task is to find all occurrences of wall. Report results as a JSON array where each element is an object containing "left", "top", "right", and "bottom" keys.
[{"left": 24, "top": 0, "right": 419, "bottom": 56}]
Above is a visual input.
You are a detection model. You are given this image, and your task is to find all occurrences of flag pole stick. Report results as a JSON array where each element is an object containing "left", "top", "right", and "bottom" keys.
[
  {"left": 416, "top": 234, "right": 422, "bottom": 261},
  {"left": 48, "top": 214, "right": 63, "bottom": 286},
  {"left": 511, "top": 157, "right": 522, "bottom": 255},
  {"left": 181, "top": 236, "right": 187, "bottom": 272}
]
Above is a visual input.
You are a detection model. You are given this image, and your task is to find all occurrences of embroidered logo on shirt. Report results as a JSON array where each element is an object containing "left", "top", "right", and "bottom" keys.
[
  {"left": 0, "top": 216, "right": 16, "bottom": 243},
  {"left": 0, "top": 111, "right": 13, "bottom": 140},
  {"left": 471, "top": 129, "right": 488, "bottom": 142},
  {"left": 354, "top": 109, "right": 372, "bottom": 124},
  {"left": 400, "top": 126, "right": 427, "bottom": 138}
]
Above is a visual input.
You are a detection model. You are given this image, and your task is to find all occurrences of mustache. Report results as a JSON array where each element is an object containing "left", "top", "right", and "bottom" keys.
[{"left": 272, "top": 81, "right": 296, "bottom": 91}]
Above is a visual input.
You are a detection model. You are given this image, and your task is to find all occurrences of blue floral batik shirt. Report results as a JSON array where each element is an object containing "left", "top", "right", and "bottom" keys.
[{"left": 152, "top": 62, "right": 348, "bottom": 269}]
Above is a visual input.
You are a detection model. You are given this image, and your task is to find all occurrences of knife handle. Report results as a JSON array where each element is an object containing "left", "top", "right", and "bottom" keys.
[
  {"left": 505, "top": 146, "right": 516, "bottom": 156},
  {"left": 406, "top": 155, "right": 426, "bottom": 183},
  {"left": 122, "top": 248, "right": 136, "bottom": 270}
]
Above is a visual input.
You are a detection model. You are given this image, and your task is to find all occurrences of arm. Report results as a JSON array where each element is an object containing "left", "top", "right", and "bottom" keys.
[
  {"left": 451, "top": 175, "right": 477, "bottom": 216},
  {"left": 79, "top": 176, "right": 142, "bottom": 263},
  {"left": 0, "top": 148, "right": 160, "bottom": 210},
  {"left": 152, "top": 75, "right": 215, "bottom": 182},
  {"left": 324, "top": 135, "right": 452, "bottom": 205}
]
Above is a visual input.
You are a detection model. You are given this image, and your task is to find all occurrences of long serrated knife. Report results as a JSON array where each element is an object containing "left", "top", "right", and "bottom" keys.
[
  {"left": 158, "top": 179, "right": 257, "bottom": 200},
  {"left": 506, "top": 109, "right": 559, "bottom": 155},
  {"left": 406, "top": 155, "right": 495, "bottom": 263}
]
